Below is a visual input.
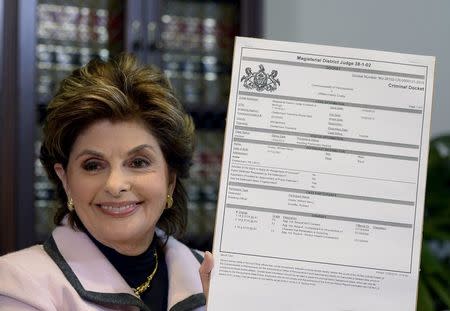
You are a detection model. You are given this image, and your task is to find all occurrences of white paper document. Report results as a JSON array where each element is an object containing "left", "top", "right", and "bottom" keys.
[{"left": 208, "top": 37, "right": 435, "bottom": 311}]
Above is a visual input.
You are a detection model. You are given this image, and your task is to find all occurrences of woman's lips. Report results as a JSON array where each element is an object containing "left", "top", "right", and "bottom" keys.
[{"left": 96, "top": 202, "right": 141, "bottom": 217}]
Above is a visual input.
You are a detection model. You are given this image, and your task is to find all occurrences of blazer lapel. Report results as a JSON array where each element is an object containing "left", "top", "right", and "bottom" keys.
[
  {"left": 45, "top": 226, "right": 147, "bottom": 311},
  {"left": 45, "top": 225, "right": 206, "bottom": 311},
  {"left": 163, "top": 235, "right": 205, "bottom": 311}
]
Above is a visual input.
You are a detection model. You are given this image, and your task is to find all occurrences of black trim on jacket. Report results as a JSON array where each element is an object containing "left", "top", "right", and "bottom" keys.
[
  {"left": 190, "top": 249, "right": 204, "bottom": 264},
  {"left": 171, "top": 293, "right": 206, "bottom": 311},
  {"left": 44, "top": 236, "right": 150, "bottom": 311},
  {"left": 43, "top": 236, "right": 206, "bottom": 311}
]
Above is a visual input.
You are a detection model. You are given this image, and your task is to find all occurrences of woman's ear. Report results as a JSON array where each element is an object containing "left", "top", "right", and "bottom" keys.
[
  {"left": 54, "top": 163, "right": 69, "bottom": 193},
  {"left": 168, "top": 171, "right": 177, "bottom": 195}
]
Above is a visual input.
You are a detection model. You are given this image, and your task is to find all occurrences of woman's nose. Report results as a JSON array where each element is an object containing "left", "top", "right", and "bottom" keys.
[{"left": 104, "top": 167, "right": 131, "bottom": 197}]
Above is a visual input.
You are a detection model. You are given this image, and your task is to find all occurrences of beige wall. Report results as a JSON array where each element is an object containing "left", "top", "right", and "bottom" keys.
[{"left": 263, "top": 0, "right": 450, "bottom": 137}]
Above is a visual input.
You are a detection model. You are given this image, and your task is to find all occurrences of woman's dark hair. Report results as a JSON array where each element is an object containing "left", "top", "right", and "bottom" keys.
[{"left": 40, "top": 53, "right": 195, "bottom": 238}]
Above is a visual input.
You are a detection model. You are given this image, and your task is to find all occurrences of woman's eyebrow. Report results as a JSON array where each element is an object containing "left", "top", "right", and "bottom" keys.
[
  {"left": 75, "top": 149, "right": 104, "bottom": 160},
  {"left": 74, "top": 144, "right": 155, "bottom": 160},
  {"left": 127, "top": 144, "right": 156, "bottom": 155}
]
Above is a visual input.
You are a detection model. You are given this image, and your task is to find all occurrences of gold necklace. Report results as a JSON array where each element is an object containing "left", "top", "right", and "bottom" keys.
[{"left": 133, "top": 249, "right": 158, "bottom": 298}]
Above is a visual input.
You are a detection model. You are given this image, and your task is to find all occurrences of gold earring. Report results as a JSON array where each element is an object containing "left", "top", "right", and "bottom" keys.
[
  {"left": 67, "top": 197, "right": 74, "bottom": 212},
  {"left": 166, "top": 194, "right": 173, "bottom": 209}
]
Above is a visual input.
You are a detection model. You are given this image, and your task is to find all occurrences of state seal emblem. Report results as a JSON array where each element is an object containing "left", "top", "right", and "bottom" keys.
[{"left": 240, "top": 64, "right": 280, "bottom": 92}]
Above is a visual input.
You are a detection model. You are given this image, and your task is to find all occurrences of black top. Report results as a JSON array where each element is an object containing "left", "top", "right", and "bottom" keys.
[{"left": 87, "top": 232, "right": 168, "bottom": 311}]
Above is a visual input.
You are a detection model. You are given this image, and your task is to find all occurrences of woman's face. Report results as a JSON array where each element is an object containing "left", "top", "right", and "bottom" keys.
[{"left": 54, "top": 119, "right": 175, "bottom": 255}]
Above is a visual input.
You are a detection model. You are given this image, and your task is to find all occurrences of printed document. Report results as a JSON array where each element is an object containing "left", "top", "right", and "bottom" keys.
[{"left": 208, "top": 37, "right": 435, "bottom": 311}]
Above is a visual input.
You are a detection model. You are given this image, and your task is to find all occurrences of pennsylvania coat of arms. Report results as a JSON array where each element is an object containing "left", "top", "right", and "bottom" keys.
[{"left": 240, "top": 64, "right": 280, "bottom": 92}]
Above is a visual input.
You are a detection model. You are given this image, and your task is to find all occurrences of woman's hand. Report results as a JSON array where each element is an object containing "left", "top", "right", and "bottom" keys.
[{"left": 199, "top": 251, "right": 214, "bottom": 301}]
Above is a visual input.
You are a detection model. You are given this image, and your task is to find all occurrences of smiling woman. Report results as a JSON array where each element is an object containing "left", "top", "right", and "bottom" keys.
[
  {"left": 53, "top": 120, "right": 175, "bottom": 256},
  {"left": 0, "top": 54, "right": 213, "bottom": 311}
]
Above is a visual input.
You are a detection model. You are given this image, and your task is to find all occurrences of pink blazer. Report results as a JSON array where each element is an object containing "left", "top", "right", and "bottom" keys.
[{"left": 0, "top": 225, "right": 206, "bottom": 310}]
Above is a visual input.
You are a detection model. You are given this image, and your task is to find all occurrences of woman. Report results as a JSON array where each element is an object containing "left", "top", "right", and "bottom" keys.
[{"left": 0, "top": 54, "right": 213, "bottom": 310}]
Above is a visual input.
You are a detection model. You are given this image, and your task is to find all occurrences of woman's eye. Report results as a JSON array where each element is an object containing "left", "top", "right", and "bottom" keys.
[
  {"left": 82, "top": 161, "right": 103, "bottom": 171},
  {"left": 130, "top": 158, "right": 150, "bottom": 168}
]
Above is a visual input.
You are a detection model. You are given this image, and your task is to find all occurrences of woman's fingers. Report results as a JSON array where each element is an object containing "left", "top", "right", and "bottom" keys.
[{"left": 199, "top": 251, "right": 214, "bottom": 300}]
